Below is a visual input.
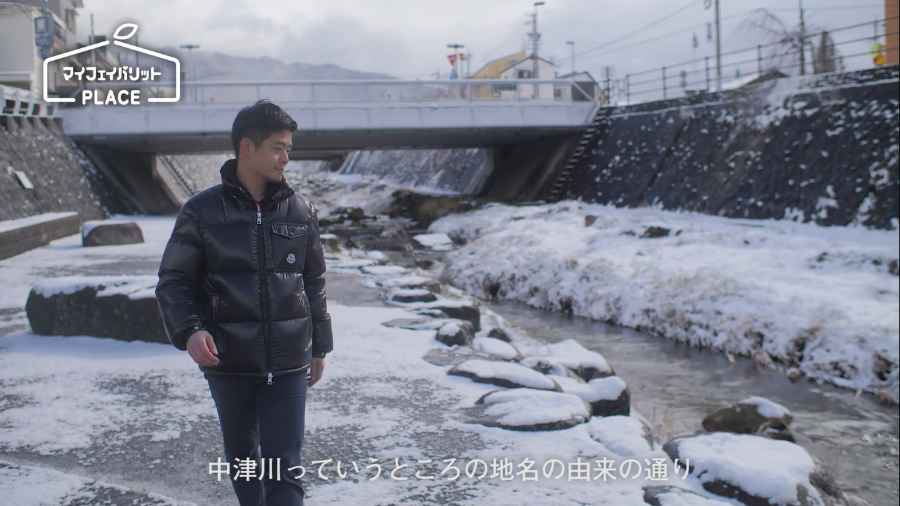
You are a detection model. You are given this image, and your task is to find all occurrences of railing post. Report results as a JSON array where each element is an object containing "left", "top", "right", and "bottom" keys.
[
  {"left": 705, "top": 56, "right": 710, "bottom": 91},
  {"left": 255, "top": 85, "right": 260, "bottom": 101},
  {"left": 625, "top": 75, "right": 630, "bottom": 104},
  {"left": 662, "top": 66, "right": 666, "bottom": 100},
  {"left": 757, "top": 45, "right": 762, "bottom": 75},
  {"left": 310, "top": 83, "right": 316, "bottom": 104}
]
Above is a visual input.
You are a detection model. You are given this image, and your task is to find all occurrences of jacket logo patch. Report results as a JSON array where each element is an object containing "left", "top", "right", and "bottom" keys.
[{"left": 286, "top": 253, "right": 296, "bottom": 264}]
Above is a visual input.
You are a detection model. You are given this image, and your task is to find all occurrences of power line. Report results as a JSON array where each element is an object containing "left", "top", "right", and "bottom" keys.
[{"left": 573, "top": 0, "right": 703, "bottom": 59}]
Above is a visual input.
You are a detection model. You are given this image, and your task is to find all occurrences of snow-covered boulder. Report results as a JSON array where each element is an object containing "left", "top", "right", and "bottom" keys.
[
  {"left": 465, "top": 388, "right": 591, "bottom": 431},
  {"left": 472, "top": 337, "right": 522, "bottom": 361},
  {"left": 368, "top": 275, "right": 439, "bottom": 292},
  {"left": 702, "top": 396, "right": 794, "bottom": 442},
  {"left": 643, "top": 486, "right": 731, "bottom": 506},
  {"left": 555, "top": 375, "right": 630, "bottom": 417},
  {"left": 487, "top": 327, "right": 511, "bottom": 342},
  {"left": 381, "top": 317, "right": 458, "bottom": 330},
  {"left": 431, "top": 303, "right": 481, "bottom": 331},
  {"left": 586, "top": 416, "right": 652, "bottom": 457},
  {"left": 663, "top": 433, "right": 845, "bottom": 506},
  {"left": 319, "top": 233, "right": 341, "bottom": 253},
  {"left": 448, "top": 359, "right": 562, "bottom": 391},
  {"left": 543, "top": 339, "right": 614, "bottom": 380},
  {"left": 81, "top": 221, "right": 144, "bottom": 247},
  {"left": 435, "top": 321, "right": 475, "bottom": 346},
  {"left": 389, "top": 288, "right": 438, "bottom": 303},
  {"left": 366, "top": 250, "right": 390, "bottom": 265},
  {"left": 25, "top": 276, "right": 166, "bottom": 344},
  {"left": 412, "top": 233, "right": 454, "bottom": 251},
  {"left": 361, "top": 265, "right": 407, "bottom": 276},
  {"left": 520, "top": 356, "right": 585, "bottom": 382}
]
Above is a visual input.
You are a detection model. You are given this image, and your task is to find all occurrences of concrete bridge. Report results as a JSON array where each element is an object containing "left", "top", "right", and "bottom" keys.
[{"left": 59, "top": 79, "right": 599, "bottom": 154}]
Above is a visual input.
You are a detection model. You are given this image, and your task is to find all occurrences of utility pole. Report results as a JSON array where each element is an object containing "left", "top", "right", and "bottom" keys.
[
  {"left": 704, "top": 0, "right": 722, "bottom": 90},
  {"left": 180, "top": 44, "right": 199, "bottom": 102},
  {"left": 532, "top": 1, "right": 545, "bottom": 97},
  {"left": 798, "top": 0, "right": 806, "bottom": 76},
  {"left": 566, "top": 41, "right": 575, "bottom": 75},
  {"left": 90, "top": 13, "right": 95, "bottom": 67},
  {"left": 466, "top": 50, "right": 472, "bottom": 78},
  {"left": 446, "top": 43, "right": 464, "bottom": 79}
]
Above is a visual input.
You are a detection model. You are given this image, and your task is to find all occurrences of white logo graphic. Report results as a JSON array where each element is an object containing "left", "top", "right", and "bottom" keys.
[
  {"left": 43, "top": 23, "right": 180, "bottom": 104},
  {"left": 286, "top": 254, "right": 296, "bottom": 264}
]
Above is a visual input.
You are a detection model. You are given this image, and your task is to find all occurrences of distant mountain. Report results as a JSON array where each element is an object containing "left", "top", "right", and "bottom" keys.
[{"left": 160, "top": 48, "right": 396, "bottom": 81}]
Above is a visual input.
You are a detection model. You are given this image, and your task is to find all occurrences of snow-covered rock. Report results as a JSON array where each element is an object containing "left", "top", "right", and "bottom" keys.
[
  {"left": 319, "top": 233, "right": 341, "bottom": 252},
  {"left": 364, "top": 275, "right": 439, "bottom": 291},
  {"left": 360, "top": 265, "right": 407, "bottom": 276},
  {"left": 81, "top": 221, "right": 144, "bottom": 247},
  {"left": 472, "top": 337, "right": 522, "bottom": 361},
  {"left": 25, "top": 276, "right": 166, "bottom": 343},
  {"left": 389, "top": 288, "right": 437, "bottom": 303},
  {"left": 643, "top": 486, "right": 731, "bottom": 506},
  {"left": 554, "top": 375, "right": 630, "bottom": 416},
  {"left": 432, "top": 303, "right": 481, "bottom": 331},
  {"left": 464, "top": 388, "right": 591, "bottom": 431},
  {"left": 486, "top": 327, "right": 511, "bottom": 342},
  {"left": 519, "top": 356, "right": 585, "bottom": 382},
  {"left": 366, "top": 250, "right": 390, "bottom": 264},
  {"left": 448, "top": 359, "right": 562, "bottom": 391},
  {"left": 663, "top": 433, "right": 845, "bottom": 506},
  {"left": 585, "top": 416, "right": 652, "bottom": 457},
  {"left": 703, "top": 396, "right": 795, "bottom": 441},
  {"left": 435, "top": 321, "right": 475, "bottom": 346},
  {"left": 412, "top": 233, "right": 453, "bottom": 251},
  {"left": 542, "top": 339, "right": 614, "bottom": 380}
]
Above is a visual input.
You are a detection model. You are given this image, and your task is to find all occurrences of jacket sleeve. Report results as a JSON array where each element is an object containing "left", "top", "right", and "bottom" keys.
[
  {"left": 156, "top": 200, "right": 205, "bottom": 351},
  {"left": 303, "top": 201, "right": 333, "bottom": 356}
]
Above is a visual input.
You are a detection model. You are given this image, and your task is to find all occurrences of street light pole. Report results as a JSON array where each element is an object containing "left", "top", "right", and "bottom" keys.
[
  {"left": 533, "top": 1, "right": 545, "bottom": 98},
  {"left": 566, "top": 41, "right": 575, "bottom": 75},
  {"left": 446, "top": 43, "right": 464, "bottom": 79},
  {"left": 180, "top": 44, "right": 200, "bottom": 102},
  {"left": 798, "top": 0, "right": 806, "bottom": 76},
  {"left": 714, "top": 0, "right": 721, "bottom": 90}
]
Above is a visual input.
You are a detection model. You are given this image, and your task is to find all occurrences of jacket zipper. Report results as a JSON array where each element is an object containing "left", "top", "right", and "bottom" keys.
[{"left": 241, "top": 187, "right": 275, "bottom": 386}]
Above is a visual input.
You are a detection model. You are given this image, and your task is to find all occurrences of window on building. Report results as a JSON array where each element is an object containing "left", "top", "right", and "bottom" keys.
[
  {"left": 516, "top": 69, "right": 533, "bottom": 79},
  {"left": 65, "top": 9, "right": 77, "bottom": 32},
  {"left": 493, "top": 83, "right": 517, "bottom": 92}
]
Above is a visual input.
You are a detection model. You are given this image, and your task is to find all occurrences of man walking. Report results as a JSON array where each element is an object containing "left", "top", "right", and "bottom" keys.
[{"left": 156, "top": 99, "right": 332, "bottom": 505}]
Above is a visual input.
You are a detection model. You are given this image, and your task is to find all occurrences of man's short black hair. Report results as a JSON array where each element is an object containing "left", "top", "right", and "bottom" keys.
[{"left": 231, "top": 99, "right": 298, "bottom": 157}]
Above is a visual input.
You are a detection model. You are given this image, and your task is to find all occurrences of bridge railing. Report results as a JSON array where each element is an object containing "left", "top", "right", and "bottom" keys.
[{"left": 77, "top": 79, "right": 598, "bottom": 106}]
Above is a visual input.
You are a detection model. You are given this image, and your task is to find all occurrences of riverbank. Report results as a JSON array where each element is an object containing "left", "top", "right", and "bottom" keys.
[{"left": 429, "top": 200, "right": 900, "bottom": 404}]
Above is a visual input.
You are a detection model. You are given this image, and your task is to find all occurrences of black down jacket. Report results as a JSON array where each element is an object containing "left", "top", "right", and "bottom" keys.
[{"left": 156, "top": 159, "right": 333, "bottom": 382}]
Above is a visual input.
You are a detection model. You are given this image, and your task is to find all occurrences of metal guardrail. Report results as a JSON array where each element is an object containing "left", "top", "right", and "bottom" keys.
[
  {"left": 78, "top": 79, "right": 598, "bottom": 106},
  {"left": 620, "top": 16, "right": 900, "bottom": 104},
  {"left": 1, "top": 83, "right": 58, "bottom": 117}
]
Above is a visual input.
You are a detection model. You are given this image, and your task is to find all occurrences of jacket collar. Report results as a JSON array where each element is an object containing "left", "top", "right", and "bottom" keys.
[{"left": 220, "top": 158, "right": 294, "bottom": 207}]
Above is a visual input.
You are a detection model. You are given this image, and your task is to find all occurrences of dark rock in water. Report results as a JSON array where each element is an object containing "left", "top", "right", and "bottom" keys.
[
  {"left": 435, "top": 321, "right": 475, "bottom": 346},
  {"left": 640, "top": 226, "right": 670, "bottom": 239},
  {"left": 432, "top": 304, "right": 481, "bottom": 331},
  {"left": 487, "top": 327, "right": 511, "bottom": 342},
  {"left": 450, "top": 359, "right": 562, "bottom": 391},
  {"left": 390, "top": 289, "right": 438, "bottom": 303},
  {"left": 663, "top": 433, "right": 845, "bottom": 506},
  {"left": 82, "top": 221, "right": 144, "bottom": 247},
  {"left": 889, "top": 259, "right": 899, "bottom": 276},
  {"left": 643, "top": 486, "right": 728, "bottom": 505},
  {"left": 347, "top": 207, "right": 366, "bottom": 220},
  {"left": 759, "top": 426, "right": 796, "bottom": 442},
  {"left": 25, "top": 276, "right": 167, "bottom": 344},
  {"left": 462, "top": 388, "right": 590, "bottom": 431},
  {"left": 584, "top": 215, "right": 597, "bottom": 227},
  {"left": 415, "top": 258, "right": 435, "bottom": 269},
  {"left": 702, "top": 396, "right": 793, "bottom": 437}
]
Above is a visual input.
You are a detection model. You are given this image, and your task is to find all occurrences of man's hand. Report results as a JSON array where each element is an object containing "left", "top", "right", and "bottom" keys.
[
  {"left": 307, "top": 357, "right": 325, "bottom": 388},
  {"left": 187, "top": 330, "right": 219, "bottom": 366}
]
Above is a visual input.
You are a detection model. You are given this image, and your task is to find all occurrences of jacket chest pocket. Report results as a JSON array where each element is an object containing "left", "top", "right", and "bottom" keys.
[{"left": 269, "top": 224, "right": 307, "bottom": 271}]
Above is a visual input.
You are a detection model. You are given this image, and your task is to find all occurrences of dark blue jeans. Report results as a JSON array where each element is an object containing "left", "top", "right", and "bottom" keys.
[{"left": 205, "top": 371, "right": 308, "bottom": 506}]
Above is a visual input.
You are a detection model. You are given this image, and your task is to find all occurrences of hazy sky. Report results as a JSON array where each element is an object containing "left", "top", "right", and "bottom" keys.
[{"left": 76, "top": 0, "right": 888, "bottom": 81}]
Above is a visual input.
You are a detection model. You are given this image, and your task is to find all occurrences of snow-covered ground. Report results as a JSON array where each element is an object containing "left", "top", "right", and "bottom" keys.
[
  {"left": 429, "top": 201, "right": 900, "bottom": 403},
  {"left": 0, "top": 215, "right": 730, "bottom": 505}
]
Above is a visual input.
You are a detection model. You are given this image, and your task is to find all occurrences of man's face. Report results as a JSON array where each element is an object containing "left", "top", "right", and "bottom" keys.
[{"left": 242, "top": 130, "right": 292, "bottom": 183}]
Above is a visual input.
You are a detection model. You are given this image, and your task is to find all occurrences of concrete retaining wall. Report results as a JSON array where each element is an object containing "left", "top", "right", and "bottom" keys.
[{"left": 560, "top": 66, "right": 900, "bottom": 229}]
